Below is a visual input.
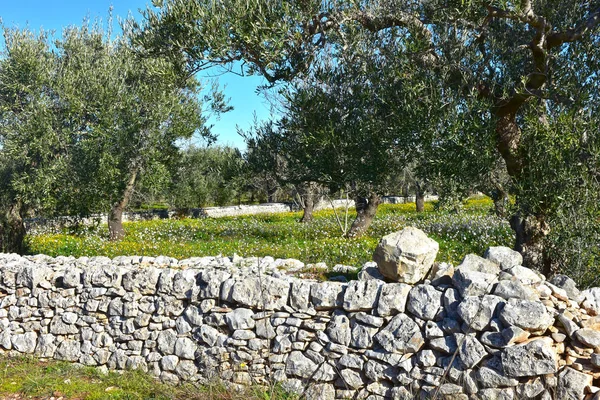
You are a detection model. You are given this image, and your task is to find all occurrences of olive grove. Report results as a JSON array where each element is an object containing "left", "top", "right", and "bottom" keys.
[
  {"left": 0, "top": 19, "right": 212, "bottom": 249},
  {"left": 136, "top": 0, "right": 600, "bottom": 277}
]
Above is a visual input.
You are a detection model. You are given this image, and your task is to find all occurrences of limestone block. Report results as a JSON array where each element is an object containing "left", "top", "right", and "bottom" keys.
[{"left": 372, "top": 227, "right": 439, "bottom": 284}]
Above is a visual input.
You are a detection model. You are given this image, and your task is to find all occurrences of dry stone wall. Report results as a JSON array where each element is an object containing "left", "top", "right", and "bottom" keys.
[
  {"left": 25, "top": 197, "right": 432, "bottom": 234},
  {"left": 1, "top": 249, "right": 600, "bottom": 400}
]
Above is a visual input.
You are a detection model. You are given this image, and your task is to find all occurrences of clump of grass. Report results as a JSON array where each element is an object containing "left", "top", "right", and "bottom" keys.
[
  {"left": 0, "top": 356, "right": 297, "bottom": 400},
  {"left": 27, "top": 197, "right": 513, "bottom": 268}
]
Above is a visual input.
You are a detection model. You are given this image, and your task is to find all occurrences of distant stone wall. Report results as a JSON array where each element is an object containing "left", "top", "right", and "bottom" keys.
[
  {"left": 2, "top": 249, "right": 597, "bottom": 399},
  {"left": 25, "top": 196, "right": 441, "bottom": 234},
  {"left": 382, "top": 195, "right": 439, "bottom": 204},
  {"left": 197, "top": 203, "right": 293, "bottom": 218},
  {"left": 24, "top": 204, "right": 295, "bottom": 233},
  {"left": 25, "top": 201, "right": 345, "bottom": 234}
]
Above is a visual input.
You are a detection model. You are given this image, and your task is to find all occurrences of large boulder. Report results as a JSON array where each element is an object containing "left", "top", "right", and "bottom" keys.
[{"left": 372, "top": 227, "right": 439, "bottom": 284}]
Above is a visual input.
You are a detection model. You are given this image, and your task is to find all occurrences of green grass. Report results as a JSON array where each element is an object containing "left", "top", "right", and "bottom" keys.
[
  {"left": 0, "top": 356, "right": 296, "bottom": 400},
  {"left": 27, "top": 197, "right": 513, "bottom": 268}
]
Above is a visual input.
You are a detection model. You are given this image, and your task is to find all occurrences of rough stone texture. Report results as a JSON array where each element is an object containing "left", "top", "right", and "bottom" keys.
[
  {"left": 457, "top": 295, "right": 505, "bottom": 331},
  {"left": 327, "top": 311, "right": 351, "bottom": 346},
  {"left": 499, "top": 299, "right": 554, "bottom": 332},
  {"left": 501, "top": 339, "right": 558, "bottom": 377},
  {"left": 12, "top": 332, "right": 37, "bottom": 353},
  {"left": 224, "top": 308, "right": 255, "bottom": 330},
  {"left": 372, "top": 227, "right": 439, "bottom": 284},
  {"left": 476, "top": 366, "right": 519, "bottom": 388},
  {"left": 310, "top": 281, "right": 346, "bottom": 310},
  {"left": 483, "top": 246, "right": 522, "bottom": 270},
  {"left": 453, "top": 254, "right": 500, "bottom": 297},
  {"left": 357, "top": 262, "right": 385, "bottom": 281},
  {"left": 374, "top": 313, "right": 424, "bottom": 354},
  {"left": 1, "top": 238, "right": 599, "bottom": 400},
  {"left": 343, "top": 280, "right": 382, "bottom": 311},
  {"left": 574, "top": 328, "right": 600, "bottom": 348},
  {"left": 556, "top": 367, "right": 592, "bottom": 400},
  {"left": 406, "top": 284, "right": 442, "bottom": 321},
  {"left": 231, "top": 276, "right": 289, "bottom": 310},
  {"left": 457, "top": 334, "right": 487, "bottom": 368},
  {"left": 285, "top": 351, "right": 318, "bottom": 378},
  {"left": 493, "top": 280, "right": 539, "bottom": 301},
  {"left": 289, "top": 279, "right": 312, "bottom": 311},
  {"left": 581, "top": 287, "right": 600, "bottom": 316},
  {"left": 376, "top": 283, "right": 411, "bottom": 316},
  {"left": 503, "top": 265, "right": 544, "bottom": 285},
  {"left": 550, "top": 274, "right": 582, "bottom": 302}
]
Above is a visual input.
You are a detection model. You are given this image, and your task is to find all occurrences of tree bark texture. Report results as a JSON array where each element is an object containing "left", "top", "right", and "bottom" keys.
[
  {"left": 0, "top": 203, "right": 26, "bottom": 254},
  {"left": 510, "top": 213, "right": 554, "bottom": 277},
  {"left": 348, "top": 192, "right": 381, "bottom": 238},
  {"left": 267, "top": 186, "right": 277, "bottom": 203},
  {"left": 300, "top": 184, "right": 315, "bottom": 223},
  {"left": 415, "top": 182, "right": 425, "bottom": 213},
  {"left": 108, "top": 167, "right": 139, "bottom": 241},
  {"left": 491, "top": 187, "right": 509, "bottom": 218}
]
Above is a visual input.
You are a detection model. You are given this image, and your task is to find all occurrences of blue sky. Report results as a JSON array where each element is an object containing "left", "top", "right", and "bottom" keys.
[{"left": 0, "top": 0, "right": 273, "bottom": 149}]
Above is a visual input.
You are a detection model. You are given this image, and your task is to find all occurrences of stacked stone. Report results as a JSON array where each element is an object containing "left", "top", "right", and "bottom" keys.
[{"left": 1, "top": 233, "right": 600, "bottom": 400}]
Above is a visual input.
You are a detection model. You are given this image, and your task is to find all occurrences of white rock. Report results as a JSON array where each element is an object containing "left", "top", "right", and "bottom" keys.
[
  {"left": 457, "top": 295, "right": 505, "bottom": 331},
  {"left": 499, "top": 299, "right": 554, "bottom": 332},
  {"left": 374, "top": 313, "right": 424, "bottom": 354},
  {"left": 377, "top": 283, "right": 412, "bottom": 316},
  {"left": 310, "top": 281, "right": 346, "bottom": 310},
  {"left": 372, "top": 227, "right": 439, "bottom": 284},
  {"left": 224, "top": 308, "right": 255, "bottom": 330},
  {"left": 556, "top": 367, "right": 592, "bottom": 400},
  {"left": 343, "top": 280, "right": 382, "bottom": 311},
  {"left": 160, "top": 355, "right": 179, "bottom": 371},
  {"left": 407, "top": 284, "right": 442, "bottom": 321},
  {"left": 484, "top": 247, "right": 522, "bottom": 270},
  {"left": 11, "top": 332, "right": 37, "bottom": 353}
]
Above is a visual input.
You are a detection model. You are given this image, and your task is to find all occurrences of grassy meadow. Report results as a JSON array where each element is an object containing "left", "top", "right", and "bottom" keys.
[
  {"left": 27, "top": 197, "right": 513, "bottom": 269},
  {"left": 0, "top": 357, "right": 296, "bottom": 400}
]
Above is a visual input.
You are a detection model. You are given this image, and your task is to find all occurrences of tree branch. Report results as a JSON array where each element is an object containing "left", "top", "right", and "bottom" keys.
[
  {"left": 350, "top": 10, "right": 432, "bottom": 42},
  {"left": 547, "top": 6, "right": 600, "bottom": 48}
]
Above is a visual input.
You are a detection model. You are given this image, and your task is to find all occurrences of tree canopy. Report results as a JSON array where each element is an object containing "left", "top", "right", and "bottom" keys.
[
  {"left": 0, "top": 18, "right": 211, "bottom": 249},
  {"left": 139, "top": 0, "right": 600, "bottom": 275}
]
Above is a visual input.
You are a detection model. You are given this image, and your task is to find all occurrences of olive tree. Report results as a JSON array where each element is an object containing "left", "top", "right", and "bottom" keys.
[
  {"left": 0, "top": 19, "right": 211, "bottom": 250},
  {"left": 138, "top": 0, "right": 600, "bottom": 275},
  {"left": 169, "top": 145, "right": 245, "bottom": 208},
  {"left": 0, "top": 28, "right": 64, "bottom": 252}
]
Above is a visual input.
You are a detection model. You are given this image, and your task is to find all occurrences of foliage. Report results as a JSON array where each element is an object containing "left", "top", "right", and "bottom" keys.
[
  {"left": 242, "top": 121, "right": 287, "bottom": 203},
  {"left": 138, "top": 0, "right": 600, "bottom": 275},
  {"left": 0, "top": 356, "right": 297, "bottom": 400},
  {"left": 169, "top": 145, "right": 246, "bottom": 208},
  {"left": 0, "top": 18, "right": 213, "bottom": 248},
  {"left": 28, "top": 199, "right": 514, "bottom": 276}
]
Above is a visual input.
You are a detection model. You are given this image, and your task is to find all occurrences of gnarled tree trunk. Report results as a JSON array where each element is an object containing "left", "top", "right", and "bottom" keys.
[
  {"left": 494, "top": 107, "right": 560, "bottom": 275},
  {"left": 415, "top": 181, "right": 425, "bottom": 213},
  {"left": 267, "top": 186, "right": 277, "bottom": 203},
  {"left": 348, "top": 192, "right": 381, "bottom": 238},
  {"left": 491, "top": 187, "right": 509, "bottom": 218},
  {"left": 108, "top": 167, "right": 139, "bottom": 241},
  {"left": 510, "top": 213, "right": 554, "bottom": 276},
  {"left": 495, "top": 109, "right": 549, "bottom": 272},
  {"left": 0, "top": 202, "right": 26, "bottom": 254},
  {"left": 299, "top": 183, "right": 316, "bottom": 223}
]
